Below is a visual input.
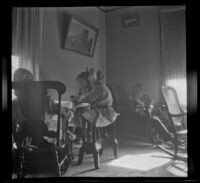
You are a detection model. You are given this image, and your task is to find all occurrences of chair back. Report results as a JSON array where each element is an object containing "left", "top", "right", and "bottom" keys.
[
  {"left": 12, "top": 81, "right": 66, "bottom": 146},
  {"left": 107, "top": 84, "right": 120, "bottom": 112},
  {"left": 162, "top": 85, "right": 183, "bottom": 116},
  {"left": 162, "top": 85, "right": 187, "bottom": 132}
]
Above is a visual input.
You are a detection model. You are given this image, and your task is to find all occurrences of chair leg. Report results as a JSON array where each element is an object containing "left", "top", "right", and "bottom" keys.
[
  {"left": 70, "top": 140, "right": 74, "bottom": 160},
  {"left": 93, "top": 150, "right": 100, "bottom": 169},
  {"left": 169, "top": 118, "right": 179, "bottom": 157},
  {"left": 92, "top": 124, "right": 100, "bottom": 169},
  {"left": 17, "top": 150, "right": 25, "bottom": 178},
  {"left": 112, "top": 123, "right": 118, "bottom": 159},
  {"left": 99, "top": 147, "right": 104, "bottom": 157},
  {"left": 113, "top": 138, "right": 118, "bottom": 159},
  {"left": 174, "top": 136, "right": 178, "bottom": 157},
  {"left": 77, "top": 120, "right": 86, "bottom": 165},
  {"left": 77, "top": 120, "right": 101, "bottom": 169},
  {"left": 96, "top": 127, "right": 104, "bottom": 156},
  {"left": 77, "top": 146, "right": 84, "bottom": 165}
]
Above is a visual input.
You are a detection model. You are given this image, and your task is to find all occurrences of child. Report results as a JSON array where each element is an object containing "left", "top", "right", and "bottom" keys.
[{"left": 74, "top": 68, "right": 118, "bottom": 128}]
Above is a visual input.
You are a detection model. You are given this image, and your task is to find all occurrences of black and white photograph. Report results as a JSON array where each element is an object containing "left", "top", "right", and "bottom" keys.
[{"left": 2, "top": 5, "right": 196, "bottom": 180}]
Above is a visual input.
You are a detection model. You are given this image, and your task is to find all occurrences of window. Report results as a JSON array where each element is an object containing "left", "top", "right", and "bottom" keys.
[
  {"left": 160, "top": 9, "right": 186, "bottom": 111},
  {"left": 12, "top": 56, "right": 20, "bottom": 80},
  {"left": 12, "top": 55, "right": 20, "bottom": 100},
  {"left": 166, "top": 79, "right": 187, "bottom": 111}
]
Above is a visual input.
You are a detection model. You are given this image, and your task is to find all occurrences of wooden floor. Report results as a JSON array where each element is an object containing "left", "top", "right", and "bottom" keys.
[{"left": 64, "top": 134, "right": 187, "bottom": 177}]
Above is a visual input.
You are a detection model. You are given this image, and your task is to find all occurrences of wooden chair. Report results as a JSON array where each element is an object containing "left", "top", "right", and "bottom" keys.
[
  {"left": 100, "top": 85, "right": 119, "bottom": 159},
  {"left": 154, "top": 85, "right": 187, "bottom": 161},
  {"left": 12, "top": 81, "right": 72, "bottom": 177},
  {"left": 77, "top": 118, "right": 100, "bottom": 169},
  {"left": 77, "top": 85, "right": 119, "bottom": 169}
]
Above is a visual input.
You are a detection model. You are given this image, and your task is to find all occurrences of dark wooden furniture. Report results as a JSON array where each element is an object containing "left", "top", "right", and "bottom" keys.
[
  {"left": 12, "top": 81, "right": 72, "bottom": 177},
  {"left": 134, "top": 106, "right": 154, "bottom": 141},
  {"left": 77, "top": 119, "right": 100, "bottom": 169},
  {"left": 77, "top": 119, "right": 118, "bottom": 169},
  {"left": 98, "top": 122, "right": 118, "bottom": 159}
]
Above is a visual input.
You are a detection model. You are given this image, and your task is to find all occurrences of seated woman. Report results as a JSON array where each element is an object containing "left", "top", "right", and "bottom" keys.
[
  {"left": 12, "top": 68, "right": 73, "bottom": 149},
  {"left": 73, "top": 68, "right": 118, "bottom": 130}
]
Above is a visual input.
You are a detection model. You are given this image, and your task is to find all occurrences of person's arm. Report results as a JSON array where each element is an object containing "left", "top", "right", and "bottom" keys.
[
  {"left": 79, "top": 85, "right": 104, "bottom": 105},
  {"left": 49, "top": 98, "right": 59, "bottom": 115},
  {"left": 143, "top": 93, "right": 154, "bottom": 107}
]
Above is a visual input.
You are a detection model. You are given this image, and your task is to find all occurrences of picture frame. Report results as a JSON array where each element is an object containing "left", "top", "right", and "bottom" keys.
[{"left": 64, "top": 17, "right": 99, "bottom": 57}]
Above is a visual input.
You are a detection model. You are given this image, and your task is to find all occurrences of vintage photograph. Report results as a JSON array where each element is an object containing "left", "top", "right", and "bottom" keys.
[
  {"left": 7, "top": 6, "right": 193, "bottom": 180},
  {"left": 64, "top": 17, "right": 99, "bottom": 57}
]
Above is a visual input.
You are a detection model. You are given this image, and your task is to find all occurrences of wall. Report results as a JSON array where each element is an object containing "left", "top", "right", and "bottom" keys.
[
  {"left": 39, "top": 6, "right": 162, "bottom": 134},
  {"left": 106, "top": 6, "right": 162, "bottom": 106},
  {"left": 106, "top": 6, "right": 162, "bottom": 135},
  {"left": 40, "top": 7, "right": 106, "bottom": 100}
]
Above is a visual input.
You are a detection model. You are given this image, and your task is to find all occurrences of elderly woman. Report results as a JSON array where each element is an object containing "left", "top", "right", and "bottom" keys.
[
  {"left": 12, "top": 68, "right": 74, "bottom": 148},
  {"left": 12, "top": 68, "right": 34, "bottom": 138},
  {"left": 12, "top": 68, "right": 76, "bottom": 178}
]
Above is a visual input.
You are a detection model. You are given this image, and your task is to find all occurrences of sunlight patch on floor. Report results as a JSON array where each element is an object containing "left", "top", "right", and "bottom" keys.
[{"left": 107, "top": 152, "right": 171, "bottom": 171}]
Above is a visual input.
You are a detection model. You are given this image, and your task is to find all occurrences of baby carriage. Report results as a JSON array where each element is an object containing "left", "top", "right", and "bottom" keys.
[{"left": 12, "top": 81, "right": 72, "bottom": 178}]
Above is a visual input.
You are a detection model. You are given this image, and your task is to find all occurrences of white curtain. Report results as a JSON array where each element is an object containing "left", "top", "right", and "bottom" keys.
[
  {"left": 160, "top": 7, "right": 186, "bottom": 110},
  {"left": 12, "top": 7, "right": 43, "bottom": 80}
]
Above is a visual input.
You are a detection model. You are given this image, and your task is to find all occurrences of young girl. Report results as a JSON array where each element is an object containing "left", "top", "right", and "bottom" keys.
[{"left": 74, "top": 68, "right": 118, "bottom": 128}]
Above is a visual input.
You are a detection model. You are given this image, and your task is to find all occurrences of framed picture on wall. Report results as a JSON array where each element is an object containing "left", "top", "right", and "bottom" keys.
[{"left": 64, "top": 17, "right": 99, "bottom": 57}]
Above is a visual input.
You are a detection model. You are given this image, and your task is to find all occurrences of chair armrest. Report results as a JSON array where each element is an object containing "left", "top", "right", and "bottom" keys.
[
  {"left": 170, "top": 113, "right": 187, "bottom": 117},
  {"left": 177, "top": 130, "right": 187, "bottom": 135}
]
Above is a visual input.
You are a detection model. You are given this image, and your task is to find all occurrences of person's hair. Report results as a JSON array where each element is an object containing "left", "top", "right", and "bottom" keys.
[
  {"left": 13, "top": 68, "right": 33, "bottom": 82},
  {"left": 76, "top": 71, "right": 90, "bottom": 83},
  {"left": 96, "top": 70, "right": 104, "bottom": 83}
]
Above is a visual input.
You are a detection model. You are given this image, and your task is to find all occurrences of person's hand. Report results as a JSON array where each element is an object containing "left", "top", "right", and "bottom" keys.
[
  {"left": 67, "top": 130, "right": 76, "bottom": 141},
  {"left": 22, "top": 137, "right": 38, "bottom": 151},
  {"left": 71, "top": 95, "right": 79, "bottom": 103},
  {"left": 61, "top": 107, "right": 68, "bottom": 118},
  {"left": 12, "top": 142, "right": 17, "bottom": 151},
  {"left": 61, "top": 108, "right": 74, "bottom": 122}
]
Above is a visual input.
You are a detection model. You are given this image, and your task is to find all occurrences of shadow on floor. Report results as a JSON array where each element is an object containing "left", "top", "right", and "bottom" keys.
[{"left": 64, "top": 134, "right": 187, "bottom": 177}]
